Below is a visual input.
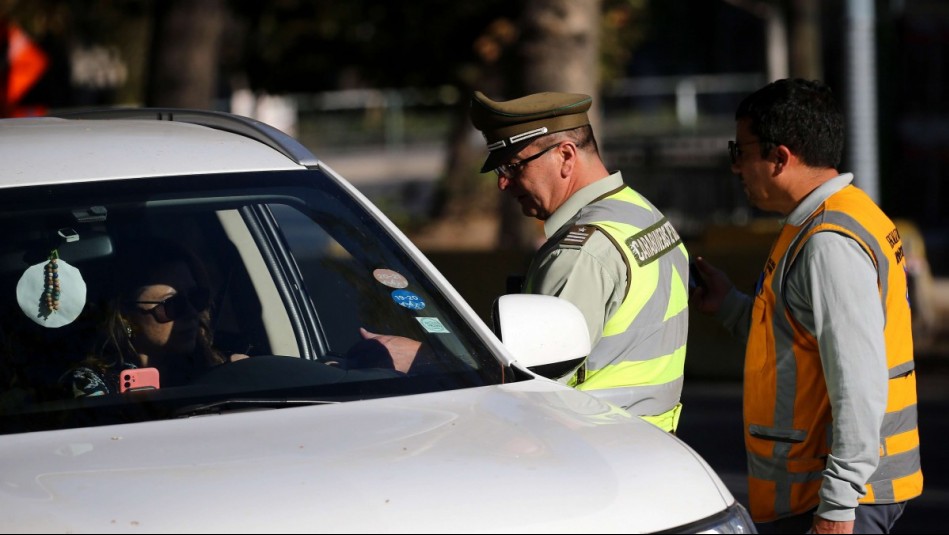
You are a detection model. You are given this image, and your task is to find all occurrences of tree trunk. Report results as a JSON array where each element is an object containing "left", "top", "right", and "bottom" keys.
[
  {"left": 146, "top": 0, "right": 225, "bottom": 108},
  {"left": 431, "top": 17, "right": 519, "bottom": 238},
  {"left": 790, "top": 0, "right": 823, "bottom": 79},
  {"left": 499, "top": 0, "right": 602, "bottom": 250}
]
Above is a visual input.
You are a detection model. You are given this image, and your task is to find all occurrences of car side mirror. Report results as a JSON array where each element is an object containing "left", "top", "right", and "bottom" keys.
[{"left": 491, "top": 294, "right": 590, "bottom": 380}]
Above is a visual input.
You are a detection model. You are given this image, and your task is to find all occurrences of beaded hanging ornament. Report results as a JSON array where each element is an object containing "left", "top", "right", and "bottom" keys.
[
  {"left": 16, "top": 248, "right": 87, "bottom": 328},
  {"left": 43, "top": 250, "right": 61, "bottom": 314}
]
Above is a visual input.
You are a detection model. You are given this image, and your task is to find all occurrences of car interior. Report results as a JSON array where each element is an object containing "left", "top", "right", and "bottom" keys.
[
  {"left": 0, "top": 170, "right": 506, "bottom": 433},
  {"left": 0, "top": 202, "right": 278, "bottom": 399}
]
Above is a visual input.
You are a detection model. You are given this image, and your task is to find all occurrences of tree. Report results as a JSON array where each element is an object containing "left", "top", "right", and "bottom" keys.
[
  {"left": 146, "top": 0, "right": 226, "bottom": 108},
  {"left": 497, "top": 0, "right": 603, "bottom": 249},
  {"left": 429, "top": 0, "right": 646, "bottom": 250},
  {"left": 0, "top": 0, "right": 644, "bottom": 250}
]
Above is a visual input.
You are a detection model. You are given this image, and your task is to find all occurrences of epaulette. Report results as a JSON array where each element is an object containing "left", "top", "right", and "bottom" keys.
[{"left": 559, "top": 225, "right": 595, "bottom": 248}]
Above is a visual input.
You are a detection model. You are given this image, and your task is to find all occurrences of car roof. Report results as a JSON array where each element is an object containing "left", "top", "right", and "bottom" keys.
[{"left": 0, "top": 111, "right": 314, "bottom": 189}]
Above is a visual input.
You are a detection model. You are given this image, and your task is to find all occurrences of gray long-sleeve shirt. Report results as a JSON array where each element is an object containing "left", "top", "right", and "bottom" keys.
[{"left": 717, "top": 173, "right": 889, "bottom": 522}]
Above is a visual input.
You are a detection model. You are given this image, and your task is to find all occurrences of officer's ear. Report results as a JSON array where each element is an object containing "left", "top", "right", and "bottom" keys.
[{"left": 558, "top": 141, "right": 578, "bottom": 178}]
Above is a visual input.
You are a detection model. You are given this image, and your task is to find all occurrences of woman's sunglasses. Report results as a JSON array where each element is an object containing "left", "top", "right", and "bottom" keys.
[{"left": 131, "top": 287, "right": 210, "bottom": 324}]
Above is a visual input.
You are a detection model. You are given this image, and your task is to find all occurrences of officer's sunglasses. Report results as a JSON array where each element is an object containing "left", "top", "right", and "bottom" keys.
[
  {"left": 131, "top": 287, "right": 210, "bottom": 323},
  {"left": 493, "top": 142, "right": 562, "bottom": 178}
]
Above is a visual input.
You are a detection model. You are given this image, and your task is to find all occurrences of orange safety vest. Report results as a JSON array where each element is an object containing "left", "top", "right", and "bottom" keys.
[{"left": 744, "top": 185, "right": 923, "bottom": 522}]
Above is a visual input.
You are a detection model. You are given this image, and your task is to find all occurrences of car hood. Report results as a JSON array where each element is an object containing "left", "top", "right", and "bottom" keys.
[{"left": 0, "top": 380, "right": 733, "bottom": 533}]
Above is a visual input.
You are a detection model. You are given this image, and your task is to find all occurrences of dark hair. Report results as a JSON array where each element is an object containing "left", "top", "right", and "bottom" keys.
[
  {"left": 735, "top": 78, "right": 844, "bottom": 169},
  {"left": 546, "top": 125, "right": 599, "bottom": 155},
  {"left": 82, "top": 237, "right": 225, "bottom": 375},
  {"left": 113, "top": 237, "right": 209, "bottom": 306}
]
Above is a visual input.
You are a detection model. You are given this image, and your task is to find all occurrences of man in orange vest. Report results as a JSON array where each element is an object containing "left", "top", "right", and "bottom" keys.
[{"left": 691, "top": 78, "right": 922, "bottom": 534}]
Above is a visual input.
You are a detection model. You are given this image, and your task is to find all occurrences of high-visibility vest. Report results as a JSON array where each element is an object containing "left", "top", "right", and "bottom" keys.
[
  {"left": 744, "top": 185, "right": 923, "bottom": 522},
  {"left": 538, "top": 185, "right": 690, "bottom": 432}
]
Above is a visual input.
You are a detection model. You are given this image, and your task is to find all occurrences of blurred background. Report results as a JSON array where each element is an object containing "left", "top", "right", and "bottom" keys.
[
  {"left": 2, "top": 0, "right": 948, "bottom": 378},
  {"left": 4, "top": 2, "right": 948, "bottom": 529}
]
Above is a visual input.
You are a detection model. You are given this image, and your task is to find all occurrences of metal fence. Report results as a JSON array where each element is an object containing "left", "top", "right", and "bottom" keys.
[{"left": 234, "top": 73, "right": 769, "bottom": 234}]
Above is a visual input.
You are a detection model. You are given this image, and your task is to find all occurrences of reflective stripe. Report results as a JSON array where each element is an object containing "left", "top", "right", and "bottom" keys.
[
  {"left": 816, "top": 211, "right": 892, "bottom": 309},
  {"left": 581, "top": 345, "right": 686, "bottom": 390},
  {"left": 593, "top": 308, "right": 688, "bottom": 362},
  {"left": 866, "top": 449, "right": 921, "bottom": 500},
  {"left": 564, "top": 185, "right": 689, "bottom": 431},
  {"left": 882, "top": 404, "right": 918, "bottom": 437},
  {"left": 599, "top": 223, "right": 660, "bottom": 337},
  {"left": 640, "top": 402, "right": 682, "bottom": 432},
  {"left": 748, "top": 444, "right": 824, "bottom": 519},
  {"left": 890, "top": 361, "right": 915, "bottom": 378},
  {"left": 600, "top": 185, "right": 657, "bottom": 212},
  {"left": 580, "top": 375, "right": 684, "bottom": 417},
  {"left": 865, "top": 480, "right": 890, "bottom": 501},
  {"left": 664, "top": 262, "right": 689, "bottom": 321},
  {"left": 863, "top": 470, "right": 924, "bottom": 504},
  {"left": 769, "top": 262, "right": 799, "bottom": 433},
  {"left": 748, "top": 449, "right": 824, "bottom": 483},
  {"left": 590, "top": 193, "right": 656, "bottom": 221}
]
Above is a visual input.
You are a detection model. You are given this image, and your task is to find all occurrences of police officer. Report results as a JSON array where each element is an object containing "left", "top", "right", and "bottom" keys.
[{"left": 470, "top": 91, "right": 690, "bottom": 433}]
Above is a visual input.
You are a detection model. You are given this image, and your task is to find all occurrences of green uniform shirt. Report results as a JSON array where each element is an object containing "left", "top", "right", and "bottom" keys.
[{"left": 529, "top": 172, "right": 629, "bottom": 347}]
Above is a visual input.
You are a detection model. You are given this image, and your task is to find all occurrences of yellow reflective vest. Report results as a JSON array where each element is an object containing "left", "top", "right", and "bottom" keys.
[
  {"left": 547, "top": 186, "right": 690, "bottom": 432},
  {"left": 744, "top": 185, "right": 923, "bottom": 521}
]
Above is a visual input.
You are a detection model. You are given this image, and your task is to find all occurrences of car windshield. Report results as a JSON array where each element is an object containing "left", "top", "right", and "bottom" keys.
[{"left": 0, "top": 169, "right": 508, "bottom": 434}]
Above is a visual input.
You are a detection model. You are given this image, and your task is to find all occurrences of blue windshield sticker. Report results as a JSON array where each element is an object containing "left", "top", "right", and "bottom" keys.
[
  {"left": 416, "top": 317, "right": 449, "bottom": 333},
  {"left": 391, "top": 289, "right": 426, "bottom": 310}
]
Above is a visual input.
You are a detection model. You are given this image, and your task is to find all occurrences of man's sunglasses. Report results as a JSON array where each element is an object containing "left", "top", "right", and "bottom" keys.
[
  {"left": 728, "top": 139, "right": 765, "bottom": 164},
  {"left": 131, "top": 287, "right": 210, "bottom": 324},
  {"left": 493, "top": 142, "right": 562, "bottom": 178}
]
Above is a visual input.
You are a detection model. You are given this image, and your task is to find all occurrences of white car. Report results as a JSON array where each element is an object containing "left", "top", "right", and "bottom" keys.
[{"left": 0, "top": 110, "right": 754, "bottom": 533}]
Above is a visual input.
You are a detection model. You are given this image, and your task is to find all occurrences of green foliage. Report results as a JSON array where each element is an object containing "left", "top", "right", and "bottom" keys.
[
  {"left": 599, "top": 0, "right": 649, "bottom": 84},
  {"left": 2, "top": 0, "right": 655, "bottom": 101}
]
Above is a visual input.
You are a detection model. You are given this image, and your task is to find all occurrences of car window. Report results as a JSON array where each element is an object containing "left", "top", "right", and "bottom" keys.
[{"left": 0, "top": 169, "right": 506, "bottom": 434}]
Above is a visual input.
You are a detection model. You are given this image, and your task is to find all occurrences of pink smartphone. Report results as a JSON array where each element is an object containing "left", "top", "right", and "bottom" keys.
[{"left": 119, "top": 368, "right": 160, "bottom": 392}]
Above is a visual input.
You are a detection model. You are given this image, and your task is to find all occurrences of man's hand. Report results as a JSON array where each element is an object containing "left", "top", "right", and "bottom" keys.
[
  {"left": 358, "top": 328, "right": 423, "bottom": 374},
  {"left": 688, "top": 256, "right": 734, "bottom": 315},
  {"left": 810, "top": 516, "right": 854, "bottom": 534}
]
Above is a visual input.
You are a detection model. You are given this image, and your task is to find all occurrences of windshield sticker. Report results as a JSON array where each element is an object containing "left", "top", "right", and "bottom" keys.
[
  {"left": 391, "top": 289, "right": 426, "bottom": 310},
  {"left": 373, "top": 268, "right": 408, "bottom": 288},
  {"left": 416, "top": 317, "right": 450, "bottom": 333}
]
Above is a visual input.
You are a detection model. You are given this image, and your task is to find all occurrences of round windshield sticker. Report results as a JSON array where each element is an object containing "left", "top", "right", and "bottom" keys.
[
  {"left": 416, "top": 317, "right": 449, "bottom": 334},
  {"left": 373, "top": 268, "right": 408, "bottom": 289},
  {"left": 391, "top": 289, "right": 425, "bottom": 310}
]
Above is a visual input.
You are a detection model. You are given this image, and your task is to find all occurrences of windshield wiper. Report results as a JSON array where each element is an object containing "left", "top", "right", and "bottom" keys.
[{"left": 173, "top": 398, "right": 339, "bottom": 418}]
